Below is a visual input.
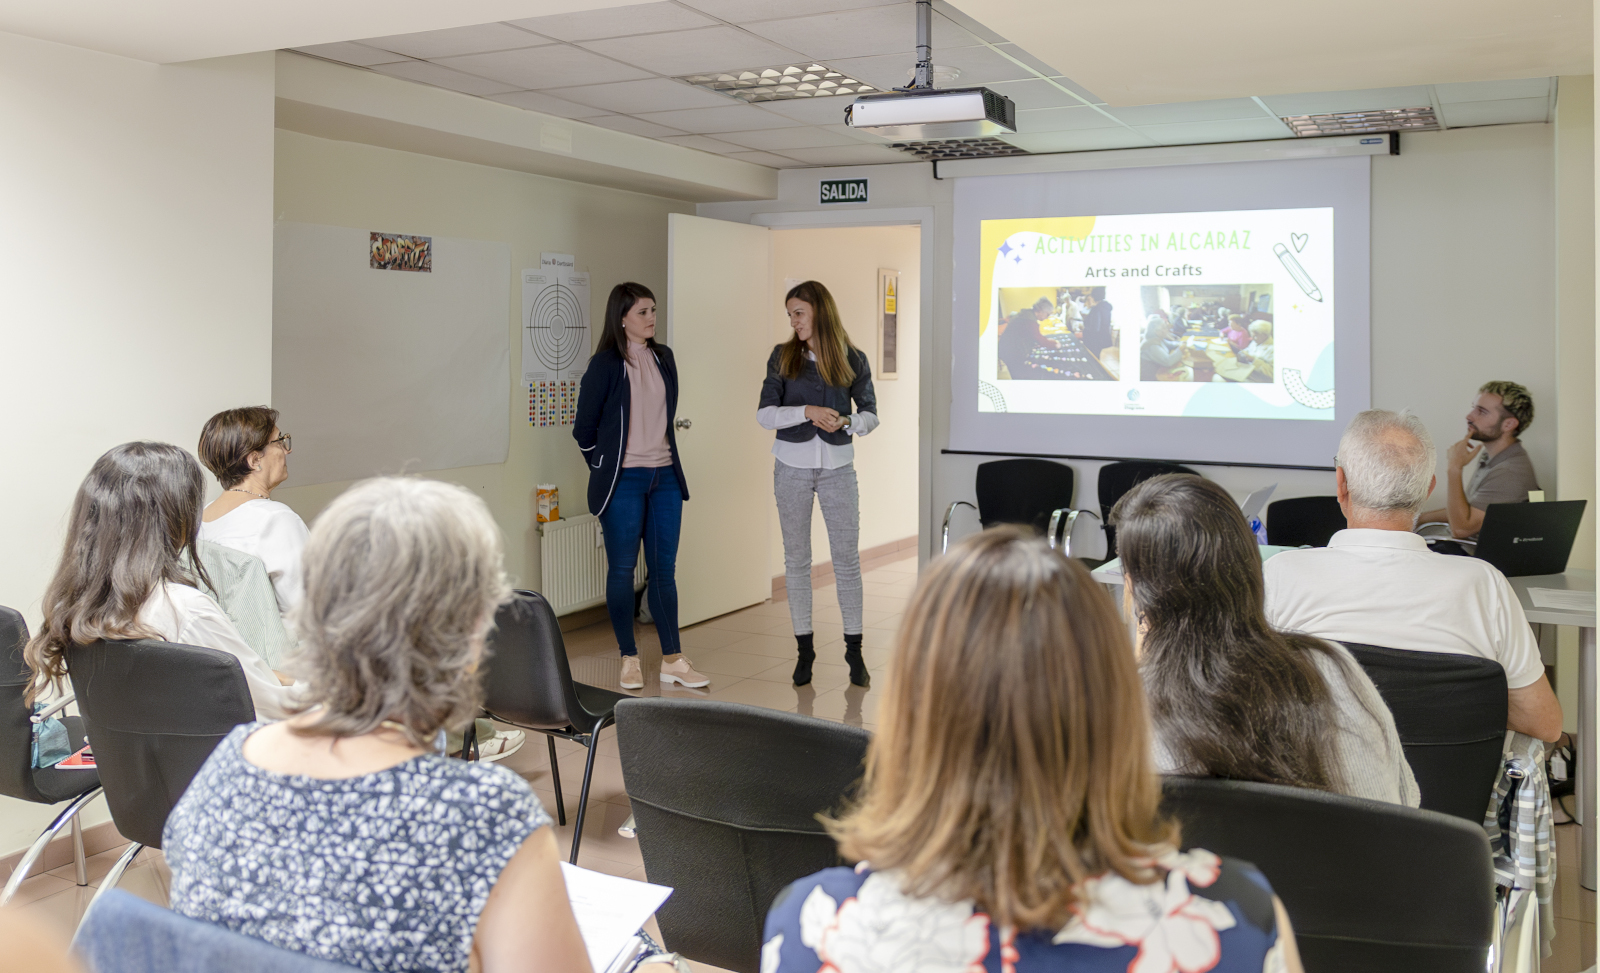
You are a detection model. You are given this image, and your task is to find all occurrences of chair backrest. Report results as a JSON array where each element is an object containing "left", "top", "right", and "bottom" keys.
[
  {"left": 1162, "top": 776, "right": 1494, "bottom": 973},
  {"left": 482, "top": 589, "right": 583, "bottom": 730},
  {"left": 65, "top": 639, "right": 255, "bottom": 847},
  {"left": 1097, "top": 460, "right": 1200, "bottom": 558},
  {"left": 615, "top": 698, "right": 870, "bottom": 973},
  {"left": 973, "top": 458, "right": 1075, "bottom": 534},
  {"left": 74, "top": 888, "right": 361, "bottom": 973},
  {"left": 1341, "top": 643, "right": 1508, "bottom": 823},
  {"left": 0, "top": 606, "right": 38, "bottom": 803},
  {"left": 1265, "top": 495, "right": 1347, "bottom": 547}
]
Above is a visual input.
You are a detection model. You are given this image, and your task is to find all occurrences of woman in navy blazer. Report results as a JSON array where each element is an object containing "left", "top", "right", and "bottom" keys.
[{"left": 573, "top": 283, "right": 707, "bottom": 692}]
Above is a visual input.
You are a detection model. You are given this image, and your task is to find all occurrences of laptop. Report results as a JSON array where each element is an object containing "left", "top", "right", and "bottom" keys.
[
  {"left": 1239, "top": 484, "right": 1276, "bottom": 523},
  {"left": 1472, "top": 499, "right": 1588, "bottom": 577}
]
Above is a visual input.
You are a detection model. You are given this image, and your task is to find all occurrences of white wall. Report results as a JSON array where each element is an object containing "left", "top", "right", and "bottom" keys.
[
  {"left": 0, "top": 33, "right": 275, "bottom": 855},
  {"left": 768, "top": 226, "right": 921, "bottom": 578},
  {"left": 270, "top": 130, "right": 696, "bottom": 593}
]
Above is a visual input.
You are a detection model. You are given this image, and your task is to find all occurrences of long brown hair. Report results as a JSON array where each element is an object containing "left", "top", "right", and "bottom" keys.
[
  {"left": 26, "top": 442, "right": 212, "bottom": 702},
  {"left": 827, "top": 526, "right": 1176, "bottom": 931},
  {"left": 781, "top": 280, "right": 856, "bottom": 388},
  {"left": 1112, "top": 474, "right": 1345, "bottom": 791}
]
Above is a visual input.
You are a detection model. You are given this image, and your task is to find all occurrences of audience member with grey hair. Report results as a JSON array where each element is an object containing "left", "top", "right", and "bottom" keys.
[
  {"left": 1264, "top": 410, "right": 1562, "bottom": 742},
  {"left": 163, "top": 477, "right": 677, "bottom": 973}
]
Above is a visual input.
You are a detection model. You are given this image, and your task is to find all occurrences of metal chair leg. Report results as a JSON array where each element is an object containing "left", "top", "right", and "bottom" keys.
[
  {"left": 568, "top": 718, "right": 611, "bottom": 865},
  {"left": 1, "top": 788, "right": 101, "bottom": 905},
  {"left": 547, "top": 736, "right": 566, "bottom": 825},
  {"left": 71, "top": 815, "right": 87, "bottom": 887},
  {"left": 84, "top": 843, "right": 141, "bottom": 915}
]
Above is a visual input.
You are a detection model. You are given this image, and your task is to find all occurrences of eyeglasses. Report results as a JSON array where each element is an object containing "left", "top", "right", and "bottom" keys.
[{"left": 270, "top": 433, "right": 292, "bottom": 454}]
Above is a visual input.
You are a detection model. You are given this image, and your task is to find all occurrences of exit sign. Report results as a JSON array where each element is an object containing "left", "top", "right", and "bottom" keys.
[{"left": 820, "top": 178, "right": 868, "bottom": 204}]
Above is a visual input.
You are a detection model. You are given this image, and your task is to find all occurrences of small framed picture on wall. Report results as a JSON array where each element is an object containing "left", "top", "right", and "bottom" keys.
[{"left": 877, "top": 268, "right": 899, "bottom": 380}]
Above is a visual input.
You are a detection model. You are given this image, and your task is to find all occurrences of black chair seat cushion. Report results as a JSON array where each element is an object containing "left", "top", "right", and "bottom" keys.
[
  {"left": 30, "top": 714, "right": 99, "bottom": 804},
  {"left": 572, "top": 682, "right": 627, "bottom": 731}
]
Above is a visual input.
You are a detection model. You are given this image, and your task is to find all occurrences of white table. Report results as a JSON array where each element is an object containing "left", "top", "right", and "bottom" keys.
[{"left": 1507, "top": 570, "right": 1597, "bottom": 890}]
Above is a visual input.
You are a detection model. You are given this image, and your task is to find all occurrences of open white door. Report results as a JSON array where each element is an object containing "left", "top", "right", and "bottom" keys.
[{"left": 667, "top": 214, "right": 772, "bottom": 626}]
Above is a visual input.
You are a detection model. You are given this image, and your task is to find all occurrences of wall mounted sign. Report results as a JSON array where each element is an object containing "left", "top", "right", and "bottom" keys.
[
  {"left": 820, "top": 178, "right": 868, "bottom": 204},
  {"left": 878, "top": 267, "right": 899, "bottom": 379}
]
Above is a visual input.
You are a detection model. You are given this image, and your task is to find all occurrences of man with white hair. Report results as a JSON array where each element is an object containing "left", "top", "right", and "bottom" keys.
[{"left": 1264, "top": 409, "right": 1562, "bottom": 742}]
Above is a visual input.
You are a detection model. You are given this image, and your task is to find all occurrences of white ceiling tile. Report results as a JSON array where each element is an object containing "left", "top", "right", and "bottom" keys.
[
  {"left": 1439, "top": 97, "right": 1553, "bottom": 127},
  {"left": 486, "top": 90, "right": 613, "bottom": 118},
  {"left": 546, "top": 78, "right": 737, "bottom": 113},
  {"left": 753, "top": 95, "right": 862, "bottom": 124},
  {"left": 716, "top": 126, "right": 861, "bottom": 150},
  {"left": 1000, "top": 129, "right": 1152, "bottom": 153},
  {"left": 509, "top": 3, "right": 719, "bottom": 41},
  {"left": 434, "top": 46, "right": 653, "bottom": 89},
  {"left": 1000, "top": 43, "right": 1068, "bottom": 81},
  {"left": 678, "top": 0, "right": 902, "bottom": 24},
  {"left": 781, "top": 143, "right": 910, "bottom": 165},
  {"left": 634, "top": 103, "right": 810, "bottom": 132},
  {"left": 368, "top": 60, "right": 524, "bottom": 96},
  {"left": 1107, "top": 99, "right": 1272, "bottom": 126},
  {"left": 740, "top": 7, "right": 977, "bottom": 62},
  {"left": 584, "top": 114, "right": 689, "bottom": 137},
  {"left": 580, "top": 26, "right": 803, "bottom": 76},
  {"left": 360, "top": 24, "right": 550, "bottom": 59},
  {"left": 1134, "top": 117, "right": 1293, "bottom": 145},
  {"left": 1434, "top": 77, "right": 1553, "bottom": 104},
  {"left": 657, "top": 134, "right": 751, "bottom": 153},
  {"left": 827, "top": 44, "right": 1035, "bottom": 89},
  {"left": 290, "top": 42, "right": 409, "bottom": 67},
  {"left": 1013, "top": 106, "right": 1128, "bottom": 134},
  {"left": 725, "top": 149, "right": 806, "bottom": 167},
  {"left": 930, "top": 0, "right": 1007, "bottom": 44},
  {"left": 1258, "top": 87, "right": 1435, "bottom": 117},
  {"left": 986, "top": 78, "right": 1091, "bottom": 111}
]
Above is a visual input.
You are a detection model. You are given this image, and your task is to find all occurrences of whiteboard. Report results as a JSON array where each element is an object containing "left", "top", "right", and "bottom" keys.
[{"left": 272, "top": 222, "right": 510, "bottom": 488}]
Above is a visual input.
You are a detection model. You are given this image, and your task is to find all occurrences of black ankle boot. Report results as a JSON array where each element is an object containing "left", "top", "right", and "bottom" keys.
[
  {"left": 793, "top": 633, "right": 816, "bottom": 686},
  {"left": 844, "top": 634, "right": 869, "bottom": 687}
]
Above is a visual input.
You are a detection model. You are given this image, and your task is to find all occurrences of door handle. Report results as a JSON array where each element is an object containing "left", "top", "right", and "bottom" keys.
[{"left": 675, "top": 418, "right": 692, "bottom": 430}]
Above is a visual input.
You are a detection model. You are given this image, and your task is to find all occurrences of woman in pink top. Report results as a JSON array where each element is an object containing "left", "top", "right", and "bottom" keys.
[
  {"left": 573, "top": 283, "right": 709, "bottom": 692},
  {"left": 1221, "top": 313, "right": 1251, "bottom": 351}
]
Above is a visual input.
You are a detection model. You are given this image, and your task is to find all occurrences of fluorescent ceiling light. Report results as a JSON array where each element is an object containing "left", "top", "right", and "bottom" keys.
[
  {"left": 678, "top": 63, "right": 876, "bottom": 103},
  {"left": 1281, "top": 107, "right": 1440, "bottom": 137},
  {"left": 889, "top": 137, "right": 1028, "bottom": 161}
]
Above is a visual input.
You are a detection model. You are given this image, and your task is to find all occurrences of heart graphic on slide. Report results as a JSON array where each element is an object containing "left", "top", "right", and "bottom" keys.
[{"left": 1291, "top": 233, "right": 1308, "bottom": 252}]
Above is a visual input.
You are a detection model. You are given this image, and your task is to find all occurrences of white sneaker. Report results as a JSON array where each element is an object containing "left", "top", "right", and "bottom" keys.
[
  {"left": 475, "top": 729, "right": 525, "bottom": 762},
  {"left": 620, "top": 656, "right": 645, "bottom": 690},
  {"left": 659, "top": 655, "right": 710, "bottom": 688}
]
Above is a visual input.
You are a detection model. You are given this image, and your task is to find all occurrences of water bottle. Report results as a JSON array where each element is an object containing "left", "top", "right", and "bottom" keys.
[{"left": 1248, "top": 516, "right": 1268, "bottom": 545}]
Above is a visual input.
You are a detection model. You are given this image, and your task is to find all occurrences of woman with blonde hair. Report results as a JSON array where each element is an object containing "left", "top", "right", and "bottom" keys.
[
  {"left": 757, "top": 280, "right": 878, "bottom": 688},
  {"left": 763, "top": 527, "right": 1302, "bottom": 973}
]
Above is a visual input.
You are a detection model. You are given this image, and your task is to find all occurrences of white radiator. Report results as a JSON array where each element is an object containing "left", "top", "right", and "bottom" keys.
[{"left": 538, "top": 514, "right": 647, "bottom": 615}]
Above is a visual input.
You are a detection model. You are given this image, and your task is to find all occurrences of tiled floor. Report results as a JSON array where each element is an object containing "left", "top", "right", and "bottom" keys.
[
  {"left": 15, "top": 550, "right": 1597, "bottom": 973},
  {"left": 9, "top": 555, "right": 917, "bottom": 972}
]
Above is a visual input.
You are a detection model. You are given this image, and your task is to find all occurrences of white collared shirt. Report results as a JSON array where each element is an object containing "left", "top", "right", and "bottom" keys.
[{"left": 1263, "top": 528, "right": 1543, "bottom": 688}]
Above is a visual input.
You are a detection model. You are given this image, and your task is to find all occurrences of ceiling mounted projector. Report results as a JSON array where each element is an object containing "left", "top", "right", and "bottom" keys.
[{"left": 844, "top": 0, "right": 1016, "bottom": 140}]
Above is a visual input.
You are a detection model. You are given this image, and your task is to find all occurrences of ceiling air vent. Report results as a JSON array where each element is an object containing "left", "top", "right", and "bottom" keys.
[
  {"left": 889, "top": 137, "right": 1029, "bottom": 161},
  {"left": 678, "top": 63, "right": 875, "bottom": 103},
  {"left": 1281, "top": 107, "right": 1440, "bottom": 137}
]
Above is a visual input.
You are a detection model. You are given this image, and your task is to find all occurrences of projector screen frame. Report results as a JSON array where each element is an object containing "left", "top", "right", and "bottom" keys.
[{"left": 949, "top": 155, "right": 1370, "bottom": 471}]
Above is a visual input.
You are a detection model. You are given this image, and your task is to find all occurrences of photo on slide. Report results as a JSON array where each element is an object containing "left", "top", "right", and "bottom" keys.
[
  {"left": 1139, "top": 284, "right": 1274, "bottom": 384},
  {"left": 995, "top": 286, "right": 1118, "bottom": 382}
]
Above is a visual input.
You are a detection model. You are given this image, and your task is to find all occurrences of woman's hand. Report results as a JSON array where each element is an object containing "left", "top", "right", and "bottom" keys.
[{"left": 805, "top": 406, "right": 844, "bottom": 432}]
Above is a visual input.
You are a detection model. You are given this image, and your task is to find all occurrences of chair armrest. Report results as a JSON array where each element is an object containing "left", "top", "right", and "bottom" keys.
[
  {"left": 942, "top": 501, "right": 978, "bottom": 553},
  {"left": 1049, "top": 508, "right": 1101, "bottom": 559},
  {"left": 30, "top": 694, "right": 74, "bottom": 724},
  {"left": 1415, "top": 521, "right": 1454, "bottom": 538}
]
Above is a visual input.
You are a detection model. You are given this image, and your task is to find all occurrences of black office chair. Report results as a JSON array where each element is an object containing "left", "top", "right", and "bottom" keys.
[
  {"left": 615, "top": 698, "right": 870, "bottom": 973},
  {"left": 1341, "top": 643, "right": 1508, "bottom": 823},
  {"left": 65, "top": 638, "right": 255, "bottom": 909},
  {"left": 1162, "top": 776, "right": 1495, "bottom": 973},
  {"left": 941, "top": 458, "right": 1098, "bottom": 556},
  {"left": 0, "top": 605, "right": 102, "bottom": 904},
  {"left": 478, "top": 589, "right": 627, "bottom": 865},
  {"left": 1098, "top": 460, "right": 1201, "bottom": 559},
  {"left": 1265, "top": 495, "right": 1346, "bottom": 548}
]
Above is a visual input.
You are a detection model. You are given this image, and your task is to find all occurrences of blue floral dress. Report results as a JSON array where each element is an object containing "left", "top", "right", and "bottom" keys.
[{"left": 762, "top": 849, "right": 1283, "bottom": 973}]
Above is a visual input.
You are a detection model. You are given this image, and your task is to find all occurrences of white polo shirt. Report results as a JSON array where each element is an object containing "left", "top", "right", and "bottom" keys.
[{"left": 1263, "top": 528, "right": 1544, "bottom": 689}]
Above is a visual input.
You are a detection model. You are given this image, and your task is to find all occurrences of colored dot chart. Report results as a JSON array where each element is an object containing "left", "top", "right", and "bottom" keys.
[{"left": 529, "top": 381, "right": 579, "bottom": 427}]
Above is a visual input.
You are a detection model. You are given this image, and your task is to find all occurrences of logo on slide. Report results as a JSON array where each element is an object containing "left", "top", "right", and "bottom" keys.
[{"left": 1126, "top": 389, "right": 1140, "bottom": 401}]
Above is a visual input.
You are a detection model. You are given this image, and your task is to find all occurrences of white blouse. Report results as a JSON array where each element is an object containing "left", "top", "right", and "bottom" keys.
[
  {"left": 137, "top": 582, "right": 300, "bottom": 720},
  {"left": 199, "top": 500, "right": 309, "bottom": 619}
]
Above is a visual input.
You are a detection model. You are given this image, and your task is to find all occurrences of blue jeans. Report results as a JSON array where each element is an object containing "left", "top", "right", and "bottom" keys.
[{"left": 598, "top": 466, "right": 682, "bottom": 658}]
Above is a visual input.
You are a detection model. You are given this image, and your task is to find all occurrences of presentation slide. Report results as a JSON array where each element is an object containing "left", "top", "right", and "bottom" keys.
[
  {"left": 949, "top": 156, "right": 1370, "bottom": 469},
  {"left": 980, "top": 208, "right": 1334, "bottom": 420}
]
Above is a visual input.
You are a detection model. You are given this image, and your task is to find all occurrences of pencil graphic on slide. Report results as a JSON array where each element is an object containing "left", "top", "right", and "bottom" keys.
[{"left": 1274, "top": 243, "right": 1323, "bottom": 302}]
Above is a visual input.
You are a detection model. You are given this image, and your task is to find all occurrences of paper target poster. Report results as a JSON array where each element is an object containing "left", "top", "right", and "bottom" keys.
[{"left": 522, "top": 253, "right": 591, "bottom": 384}]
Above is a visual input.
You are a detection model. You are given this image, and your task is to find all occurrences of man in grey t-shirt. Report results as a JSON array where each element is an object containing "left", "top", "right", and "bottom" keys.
[{"left": 1419, "top": 380, "right": 1540, "bottom": 542}]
